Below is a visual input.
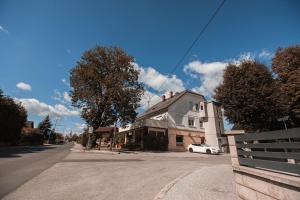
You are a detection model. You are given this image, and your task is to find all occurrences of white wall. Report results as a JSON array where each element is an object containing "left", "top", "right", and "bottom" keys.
[
  {"left": 203, "top": 102, "right": 224, "bottom": 148},
  {"left": 168, "top": 93, "right": 205, "bottom": 131}
]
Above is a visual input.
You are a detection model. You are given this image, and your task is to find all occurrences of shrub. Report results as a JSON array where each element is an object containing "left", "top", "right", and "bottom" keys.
[{"left": 20, "top": 131, "right": 44, "bottom": 145}]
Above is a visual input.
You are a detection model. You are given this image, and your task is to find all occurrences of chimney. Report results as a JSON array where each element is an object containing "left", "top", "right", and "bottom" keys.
[
  {"left": 169, "top": 91, "right": 173, "bottom": 98},
  {"left": 161, "top": 95, "right": 166, "bottom": 102}
]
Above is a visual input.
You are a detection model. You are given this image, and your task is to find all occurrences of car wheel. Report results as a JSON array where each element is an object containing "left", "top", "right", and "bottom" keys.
[
  {"left": 189, "top": 148, "right": 193, "bottom": 153},
  {"left": 206, "top": 149, "right": 211, "bottom": 154}
]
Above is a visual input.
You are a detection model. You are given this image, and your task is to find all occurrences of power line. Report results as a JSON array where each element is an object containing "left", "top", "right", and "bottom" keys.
[{"left": 142, "top": 0, "right": 226, "bottom": 107}]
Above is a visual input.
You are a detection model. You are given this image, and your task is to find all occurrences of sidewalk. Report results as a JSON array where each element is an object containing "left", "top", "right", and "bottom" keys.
[{"left": 156, "top": 164, "right": 235, "bottom": 200}]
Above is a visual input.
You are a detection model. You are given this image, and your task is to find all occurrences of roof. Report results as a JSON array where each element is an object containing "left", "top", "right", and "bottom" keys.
[
  {"left": 138, "top": 90, "right": 205, "bottom": 120},
  {"left": 95, "top": 127, "right": 118, "bottom": 133}
]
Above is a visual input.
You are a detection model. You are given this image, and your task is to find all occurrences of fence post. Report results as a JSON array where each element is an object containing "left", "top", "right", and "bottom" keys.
[{"left": 225, "top": 130, "right": 245, "bottom": 167}]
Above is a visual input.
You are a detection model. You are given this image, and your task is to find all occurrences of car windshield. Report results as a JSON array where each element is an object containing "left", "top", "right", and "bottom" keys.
[{"left": 192, "top": 144, "right": 201, "bottom": 146}]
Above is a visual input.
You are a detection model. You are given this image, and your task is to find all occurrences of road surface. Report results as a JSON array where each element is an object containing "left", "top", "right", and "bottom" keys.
[
  {"left": 2, "top": 145, "right": 235, "bottom": 200},
  {"left": 0, "top": 143, "right": 72, "bottom": 198}
]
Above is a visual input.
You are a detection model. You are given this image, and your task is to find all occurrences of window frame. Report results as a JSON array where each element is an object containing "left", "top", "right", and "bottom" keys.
[{"left": 188, "top": 118, "right": 195, "bottom": 127}]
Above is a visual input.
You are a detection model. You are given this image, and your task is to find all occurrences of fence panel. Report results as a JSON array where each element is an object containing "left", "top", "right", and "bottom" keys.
[{"left": 235, "top": 128, "right": 300, "bottom": 175}]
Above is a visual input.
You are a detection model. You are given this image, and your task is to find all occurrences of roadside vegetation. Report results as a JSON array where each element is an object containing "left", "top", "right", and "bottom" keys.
[
  {"left": 0, "top": 89, "right": 64, "bottom": 146},
  {"left": 214, "top": 45, "right": 300, "bottom": 132},
  {"left": 69, "top": 46, "right": 144, "bottom": 148},
  {"left": 0, "top": 89, "right": 27, "bottom": 145}
]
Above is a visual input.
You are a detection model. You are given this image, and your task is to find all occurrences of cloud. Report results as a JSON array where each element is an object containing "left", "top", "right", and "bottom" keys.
[
  {"left": 14, "top": 98, "right": 79, "bottom": 117},
  {"left": 140, "top": 90, "right": 161, "bottom": 110},
  {"left": 184, "top": 61, "right": 227, "bottom": 98},
  {"left": 75, "top": 123, "right": 87, "bottom": 130},
  {"left": 185, "top": 49, "right": 272, "bottom": 99},
  {"left": 16, "top": 82, "right": 32, "bottom": 91},
  {"left": 61, "top": 78, "right": 70, "bottom": 87},
  {"left": 52, "top": 90, "right": 72, "bottom": 104},
  {"left": 0, "top": 25, "right": 8, "bottom": 34},
  {"left": 133, "top": 62, "right": 185, "bottom": 93},
  {"left": 258, "top": 49, "right": 274, "bottom": 59}
]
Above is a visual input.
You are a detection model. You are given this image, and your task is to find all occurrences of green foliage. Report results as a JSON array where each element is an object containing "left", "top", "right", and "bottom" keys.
[
  {"left": 0, "top": 89, "right": 27, "bottom": 144},
  {"left": 38, "top": 115, "right": 52, "bottom": 140},
  {"left": 214, "top": 61, "right": 281, "bottom": 132},
  {"left": 272, "top": 45, "right": 300, "bottom": 127},
  {"left": 20, "top": 132, "right": 44, "bottom": 145},
  {"left": 70, "top": 46, "right": 144, "bottom": 129}
]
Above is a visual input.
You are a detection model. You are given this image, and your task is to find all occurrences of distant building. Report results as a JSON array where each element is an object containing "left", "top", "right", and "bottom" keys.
[
  {"left": 25, "top": 121, "right": 34, "bottom": 128},
  {"left": 118, "top": 90, "right": 226, "bottom": 151}
]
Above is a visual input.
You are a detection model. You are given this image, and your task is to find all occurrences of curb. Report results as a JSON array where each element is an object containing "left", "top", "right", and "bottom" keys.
[{"left": 153, "top": 171, "right": 192, "bottom": 200}]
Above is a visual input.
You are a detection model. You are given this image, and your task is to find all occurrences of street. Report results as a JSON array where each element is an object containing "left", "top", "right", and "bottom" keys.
[
  {"left": 2, "top": 144, "right": 235, "bottom": 200},
  {"left": 0, "top": 143, "right": 72, "bottom": 198}
]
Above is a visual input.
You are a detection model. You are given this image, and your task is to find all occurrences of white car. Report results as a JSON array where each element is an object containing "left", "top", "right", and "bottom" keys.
[{"left": 187, "top": 144, "right": 221, "bottom": 154}]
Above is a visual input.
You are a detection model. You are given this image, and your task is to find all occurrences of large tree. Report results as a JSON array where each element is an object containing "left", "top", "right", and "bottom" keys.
[
  {"left": 70, "top": 46, "right": 144, "bottom": 129},
  {"left": 272, "top": 45, "right": 300, "bottom": 127},
  {"left": 38, "top": 115, "right": 52, "bottom": 140},
  {"left": 214, "top": 61, "right": 281, "bottom": 132},
  {"left": 0, "top": 89, "right": 27, "bottom": 144}
]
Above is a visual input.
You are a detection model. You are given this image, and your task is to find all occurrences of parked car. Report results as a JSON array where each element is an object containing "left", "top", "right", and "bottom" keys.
[{"left": 187, "top": 144, "right": 221, "bottom": 154}]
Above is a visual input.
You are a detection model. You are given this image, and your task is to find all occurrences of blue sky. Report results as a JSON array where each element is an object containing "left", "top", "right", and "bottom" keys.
[{"left": 0, "top": 0, "right": 299, "bottom": 133}]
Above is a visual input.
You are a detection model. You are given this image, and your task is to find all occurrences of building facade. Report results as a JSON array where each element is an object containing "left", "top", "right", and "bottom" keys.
[{"left": 118, "top": 90, "right": 226, "bottom": 151}]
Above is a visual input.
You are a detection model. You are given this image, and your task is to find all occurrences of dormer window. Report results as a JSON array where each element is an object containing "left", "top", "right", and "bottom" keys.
[{"left": 188, "top": 118, "right": 194, "bottom": 127}]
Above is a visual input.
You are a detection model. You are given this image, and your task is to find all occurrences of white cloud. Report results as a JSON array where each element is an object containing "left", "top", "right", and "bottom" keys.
[
  {"left": 63, "top": 92, "right": 72, "bottom": 102},
  {"left": 185, "top": 50, "right": 271, "bottom": 98},
  {"left": 75, "top": 123, "right": 87, "bottom": 130},
  {"left": 140, "top": 90, "right": 161, "bottom": 110},
  {"left": 14, "top": 98, "right": 79, "bottom": 117},
  {"left": 16, "top": 82, "right": 32, "bottom": 91},
  {"left": 53, "top": 90, "right": 72, "bottom": 104},
  {"left": 258, "top": 49, "right": 274, "bottom": 59},
  {"left": 61, "top": 78, "right": 70, "bottom": 87},
  {"left": 237, "top": 52, "right": 255, "bottom": 62},
  {"left": 0, "top": 25, "right": 8, "bottom": 34},
  {"left": 133, "top": 62, "right": 185, "bottom": 93},
  {"left": 184, "top": 61, "right": 227, "bottom": 98}
]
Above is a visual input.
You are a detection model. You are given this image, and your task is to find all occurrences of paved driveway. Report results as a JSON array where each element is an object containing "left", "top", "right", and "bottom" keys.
[{"left": 3, "top": 147, "right": 235, "bottom": 200}]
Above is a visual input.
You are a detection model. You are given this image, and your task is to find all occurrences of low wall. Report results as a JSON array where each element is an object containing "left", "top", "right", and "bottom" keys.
[{"left": 226, "top": 130, "right": 300, "bottom": 200}]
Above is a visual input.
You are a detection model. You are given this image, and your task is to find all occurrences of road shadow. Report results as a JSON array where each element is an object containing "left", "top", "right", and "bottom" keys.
[{"left": 0, "top": 145, "right": 57, "bottom": 158}]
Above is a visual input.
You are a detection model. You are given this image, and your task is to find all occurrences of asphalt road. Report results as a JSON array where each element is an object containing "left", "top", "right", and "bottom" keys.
[
  {"left": 3, "top": 145, "right": 235, "bottom": 200},
  {"left": 0, "top": 143, "right": 72, "bottom": 198}
]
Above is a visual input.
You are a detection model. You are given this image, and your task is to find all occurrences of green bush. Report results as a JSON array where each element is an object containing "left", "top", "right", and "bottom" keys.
[{"left": 20, "top": 132, "right": 44, "bottom": 145}]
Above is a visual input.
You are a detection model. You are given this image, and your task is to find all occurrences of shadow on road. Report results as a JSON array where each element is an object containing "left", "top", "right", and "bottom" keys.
[{"left": 0, "top": 145, "right": 57, "bottom": 158}]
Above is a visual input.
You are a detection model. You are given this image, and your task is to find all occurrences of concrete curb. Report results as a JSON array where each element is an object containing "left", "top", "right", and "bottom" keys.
[{"left": 153, "top": 171, "right": 192, "bottom": 200}]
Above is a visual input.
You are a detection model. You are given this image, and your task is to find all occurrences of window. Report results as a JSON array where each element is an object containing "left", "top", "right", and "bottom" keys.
[
  {"left": 199, "top": 120, "right": 203, "bottom": 128},
  {"left": 176, "top": 135, "right": 183, "bottom": 146},
  {"left": 200, "top": 105, "right": 204, "bottom": 110},
  {"left": 188, "top": 118, "right": 194, "bottom": 127},
  {"left": 195, "top": 103, "right": 199, "bottom": 111}
]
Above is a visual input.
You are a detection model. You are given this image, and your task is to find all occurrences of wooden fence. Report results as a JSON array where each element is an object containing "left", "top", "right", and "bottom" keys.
[{"left": 235, "top": 128, "right": 300, "bottom": 175}]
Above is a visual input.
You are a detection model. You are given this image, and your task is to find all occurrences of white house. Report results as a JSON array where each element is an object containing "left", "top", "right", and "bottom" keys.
[{"left": 118, "top": 90, "right": 226, "bottom": 151}]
